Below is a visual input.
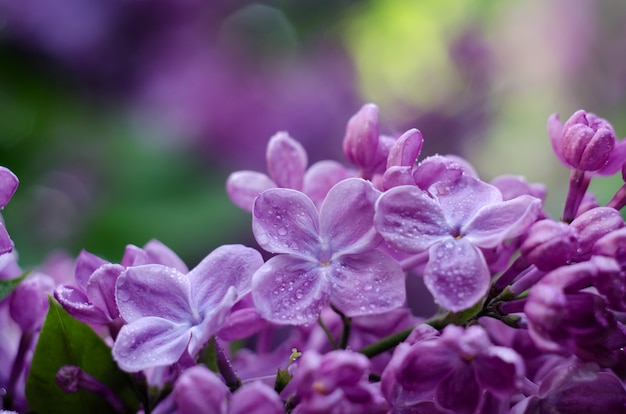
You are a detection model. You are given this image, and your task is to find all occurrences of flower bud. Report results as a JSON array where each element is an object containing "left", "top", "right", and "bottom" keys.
[
  {"left": 521, "top": 220, "right": 578, "bottom": 271},
  {"left": 556, "top": 110, "right": 617, "bottom": 172},
  {"left": 343, "top": 104, "right": 380, "bottom": 171}
]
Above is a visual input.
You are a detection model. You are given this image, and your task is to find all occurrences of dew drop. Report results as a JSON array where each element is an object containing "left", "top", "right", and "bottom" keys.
[{"left": 278, "top": 228, "right": 288, "bottom": 236}]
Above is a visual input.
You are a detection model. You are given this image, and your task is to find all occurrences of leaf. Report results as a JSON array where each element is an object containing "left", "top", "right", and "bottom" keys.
[
  {"left": 0, "top": 271, "right": 28, "bottom": 301},
  {"left": 25, "top": 297, "right": 140, "bottom": 414}
]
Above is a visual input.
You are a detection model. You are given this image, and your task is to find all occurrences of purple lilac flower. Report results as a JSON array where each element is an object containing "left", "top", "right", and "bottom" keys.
[
  {"left": 375, "top": 174, "right": 541, "bottom": 311},
  {"left": 381, "top": 324, "right": 524, "bottom": 414},
  {"left": 55, "top": 239, "right": 189, "bottom": 332},
  {"left": 172, "top": 365, "right": 284, "bottom": 414},
  {"left": 290, "top": 349, "right": 387, "bottom": 414},
  {"left": 510, "top": 360, "right": 626, "bottom": 414},
  {"left": 251, "top": 178, "right": 405, "bottom": 325},
  {"left": 227, "top": 132, "right": 353, "bottom": 211},
  {"left": 0, "top": 167, "right": 19, "bottom": 255},
  {"left": 112, "top": 244, "right": 263, "bottom": 372}
]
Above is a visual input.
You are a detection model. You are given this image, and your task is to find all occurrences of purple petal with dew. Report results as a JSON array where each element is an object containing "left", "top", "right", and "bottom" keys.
[
  {"left": 382, "top": 166, "right": 415, "bottom": 190},
  {"left": 413, "top": 154, "right": 477, "bottom": 191},
  {"left": 188, "top": 287, "right": 238, "bottom": 356},
  {"left": 144, "top": 239, "right": 189, "bottom": 273},
  {"left": 435, "top": 365, "right": 481, "bottom": 414},
  {"left": 188, "top": 244, "right": 263, "bottom": 310},
  {"left": 10, "top": 274, "right": 54, "bottom": 332},
  {"left": 266, "top": 131, "right": 307, "bottom": 190},
  {"left": 343, "top": 103, "right": 380, "bottom": 169},
  {"left": 430, "top": 175, "right": 502, "bottom": 230},
  {"left": 86, "top": 264, "right": 124, "bottom": 321},
  {"left": 598, "top": 138, "right": 626, "bottom": 176},
  {"left": 375, "top": 185, "right": 449, "bottom": 253},
  {"left": 54, "top": 285, "right": 111, "bottom": 325},
  {"left": 120, "top": 244, "right": 149, "bottom": 267},
  {"left": 252, "top": 188, "right": 320, "bottom": 257},
  {"left": 173, "top": 366, "right": 229, "bottom": 414},
  {"left": 327, "top": 251, "right": 405, "bottom": 317},
  {"left": 320, "top": 178, "right": 381, "bottom": 255},
  {"left": 116, "top": 265, "right": 194, "bottom": 324},
  {"left": 217, "top": 306, "right": 266, "bottom": 341},
  {"left": 386, "top": 128, "right": 423, "bottom": 168},
  {"left": 303, "top": 160, "right": 355, "bottom": 208},
  {"left": 226, "top": 170, "right": 276, "bottom": 212},
  {"left": 424, "top": 239, "right": 489, "bottom": 312},
  {"left": 230, "top": 381, "right": 285, "bottom": 414},
  {"left": 113, "top": 316, "right": 191, "bottom": 372},
  {"left": 251, "top": 255, "right": 328, "bottom": 325},
  {"left": 463, "top": 195, "right": 541, "bottom": 248},
  {"left": 74, "top": 249, "right": 108, "bottom": 290},
  {"left": 547, "top": 113, "right": 567, "bottom": 166},
  {"left": 0, "top": 167, "right": 18, "bottom": 208},
  {"left": 0, "top": 222, "right": 13, "bottom": 255},
  {"left": 474, "top": 347, "right": 524, "bottom": 398}
]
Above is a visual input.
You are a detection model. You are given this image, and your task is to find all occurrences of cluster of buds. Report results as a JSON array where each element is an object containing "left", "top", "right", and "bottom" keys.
[{"left": 2, "top": 105, "right": 626, "bottom": 413}]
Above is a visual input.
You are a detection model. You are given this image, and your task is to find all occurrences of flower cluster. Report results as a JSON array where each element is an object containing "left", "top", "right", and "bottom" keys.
[{"left": 2, "top": 104, "right": 626, "bottom": 413}]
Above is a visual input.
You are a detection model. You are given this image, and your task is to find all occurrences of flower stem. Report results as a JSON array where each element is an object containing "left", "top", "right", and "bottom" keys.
[
  {"left": 214, "top": 338, "right": 241, "bottom": 392},
  {"left": 330, "top": 304, "right": 352, "bottom": 349}
]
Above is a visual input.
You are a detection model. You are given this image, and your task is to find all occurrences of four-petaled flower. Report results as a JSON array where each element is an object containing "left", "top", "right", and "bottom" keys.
[
  {"left": 251, "top": 178, "right": 406, "bottom": 325},
  {"left": 375, "top": 175, "right": 541, "bottom": 311},
  {"left": 112, "top": 244, "right": 263, "bottom": 372}
]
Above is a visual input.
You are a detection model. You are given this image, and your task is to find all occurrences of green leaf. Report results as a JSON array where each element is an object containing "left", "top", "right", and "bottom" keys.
[
  {"left": 0, "top": 271, "right": 29, "bottom": 301},
  {"left": 25, "top": 297, "right": 140, "bottom": 414}
]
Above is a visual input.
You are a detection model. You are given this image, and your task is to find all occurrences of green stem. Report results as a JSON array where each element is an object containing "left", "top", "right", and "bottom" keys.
[
  {"left": 330, "top": 305, "right": 352, "bottom": 349},
  {"left": 317, "top": 315, "right": 338, "bottom": 349}
]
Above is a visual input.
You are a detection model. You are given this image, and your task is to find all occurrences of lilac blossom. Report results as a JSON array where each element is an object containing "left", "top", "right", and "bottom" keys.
[
  {"left": 381, "top": 324, "right": 525, "bottom": 414},
  {"left": 290, "top": 349, "right": 387, "bottom": 414},
  {"left": 251, "top": 178, "right": 405, "bottom": 325},
  {"left": 112, "top": 244, "right": 263, "bottom": 372},
  {"left": 0, "top": 167, "right": 19, "bottom": 255},
  {"left": 375, "top": 175, "right": 541, "bottom": 311},
  {"left": 54, "top": 239, "right": 189, "bottom": 332},
  {"left": 172, "top": 365, "right": 284, "bottom": 414}
]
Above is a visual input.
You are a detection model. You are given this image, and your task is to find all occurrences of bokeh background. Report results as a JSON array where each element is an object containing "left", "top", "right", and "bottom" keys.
[{"left": 1, "top": 0, "right": 625, "bottom": 268}]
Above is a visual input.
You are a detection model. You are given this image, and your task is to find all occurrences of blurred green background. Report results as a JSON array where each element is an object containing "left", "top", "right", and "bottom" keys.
[{"left": 1, "top": 0, "right": 625, "bottom": 268}]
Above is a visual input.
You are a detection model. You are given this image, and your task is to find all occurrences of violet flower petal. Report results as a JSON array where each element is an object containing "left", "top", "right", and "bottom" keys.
[
  {"left": 188, "top": 244, "right": 263, "bottom": 310},
  {"left": 423, "top": 239, "right": 489, "bottom": 312},
  {"left": 173, "top": 365, "right": 229, "bottom": 414},
  {"left": 0, "top": 221, "right": 13, "bottom": 255},
  {"left": 375, "top": 185, "right": 449, "bottom": 253},
  {"left": 342, "top": 103, "right": 380, "bottom": 169},
  {"left": 266, "top": 131, "right": 307, "bottom": 190},
  {"left": 0, "top": 167, "right": 18, "bottom": 208},
  {"left": 430, "top": 175, "right": 502, "bottom": 229},
  {"left": 320, "top": 178, "right": 381, "bottom": 256},
  {"left": 116, "top": 265, "right": 194, "bottom": 323},
  {"left": 547, "top": 113, "right": 566, "bottom": 166},
  {"left": 230, "top": 381, "right": 284, "bottom": 414},
  {"left": 328, "top": 251, "right": 405, "bottom": 317},
  {"left": 386, "top": 128, "right": 423, "bottom": 168},
  {"left": 74, "top": 249, "right": 109, "bottom": 290},
  {"left": 463, "top": 195, "right": 541, "bottom": 248},
  {"left": 226, "top": 170, "right": 276, "bottom": 212},
  {"left": 251, "top": 255, "right": 328, "bottom": 325},
  {"left": 474, "top": 347, "right": 524, "bottom": 398},
  {"left": 113, "top": 317, "right": 192, "bottom": 372},
  {"left": 302, "top": 160, "right": 355, "bottom": 207},
  {"left": 252, "top": 188, "right": 320, "bottom": 257},
  {"left": 143, "top": 239, "right": 189, "bottom": 273},
  {"left": 54, "top": 285, "right": 111, "bottom": 325},
  {"left": 86, "top": 264, "right": 123, "bottom": 321},
  {"left": 435, "top": 366, "right": 480, "bottom": 414}
]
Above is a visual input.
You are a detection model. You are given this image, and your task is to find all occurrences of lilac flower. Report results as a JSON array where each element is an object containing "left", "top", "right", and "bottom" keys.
[
  {"left": 55, "top": 239, "right": 189, "bottom": 330},
  {"left": 173, "top": 365, "right": 284, "bottom": 414},
  {"left": 381, "top": 324, "right": 525, "bottom": 414},
  {"left": 227, "top": 132, "right": 353, "bottom": 211},
  {"left": 511, "top": 360, "right": 626, "bottom": 414},
  {"left": 0, "top": 167, "right": 19, "bottom": 255},
  {"left": 251, "top": 178, "right": 405, "bottom": 325},
  {"left": 112, "top": 244, "right": 263, "bottom": 372},
  {"left": 375, "top": 175, "right": 541, "bottom": 311},
  {"left": 290, "top": 349, "right": 388, "bottom": 414}
]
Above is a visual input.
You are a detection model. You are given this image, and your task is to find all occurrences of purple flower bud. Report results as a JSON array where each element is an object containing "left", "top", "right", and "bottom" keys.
[
  {"left": 570, "top": 206, "right": 624, "bottom": 259},
  {"left": 173, "top": 365, "right": 229, "bottom": 413},
  {"left": 521, "top": 219, "right": 578, "bottom": 271},
  {"left": 549, "top": 110, "right": 620, "bottom": 173},
  {"left": 0, "top": 167, "right": 19, "bottom": 209},
  {"left": 55, "top": 365, "right": 125, "bottom": 412},
  {"left": 490, "top": 175, "right": 547, "bottom": 202},
  {"left": 9, "top": 273, "right": 55, "bottom": 332},
  {"left": 342, "top": 104, "right": 380, "bottom": 173}
]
